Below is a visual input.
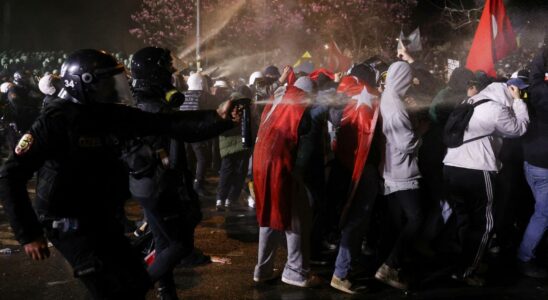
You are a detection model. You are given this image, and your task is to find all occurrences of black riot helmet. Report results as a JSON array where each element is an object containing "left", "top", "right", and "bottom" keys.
[
  {"left": 363, "top": 56, "right": 389, "bottom": 87},
  {"left": 59, "top": 49, "right": 132, "bottom": 104},
  {"left": 13, "top": 71, "right": 29, "bottom": 87},
  {"left": 131, "top": 47, "right": 175, "bottom": 83},
  {"left": 349, "top": 63, "right": 377, "bottom": 88},
  {"left": 130, "top": 47, "right": 184, "bottom": 107}
]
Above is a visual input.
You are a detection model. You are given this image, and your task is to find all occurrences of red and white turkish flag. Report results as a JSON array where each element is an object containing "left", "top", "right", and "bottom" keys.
[
  {"left": 466, "top": 0, "right": 516, "bottom": 77},
  {"left": 326, "top": 40, "right": 352, "bottom": 73}
]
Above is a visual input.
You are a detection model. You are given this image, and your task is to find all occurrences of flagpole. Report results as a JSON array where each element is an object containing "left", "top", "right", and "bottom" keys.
[{"left": 196, "top": 0, "right": 201, "bottom": 72}]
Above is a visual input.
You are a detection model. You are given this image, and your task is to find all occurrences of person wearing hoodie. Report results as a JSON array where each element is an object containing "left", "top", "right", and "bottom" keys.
[
  {"left": 443, "top": 81, "right": 529, "bottom": 286},
  {"left": 376, "top": 61, "right": 425, "bottom": 290},
  {"left": 252, "top": 76, "right": 322, "bottom": 288},
  {"left": 181, "top": 73, "right": 217, "bottom": 196},
  {"left": 328, "top": 65, "right": 382, "bottom": 294},
  {"left": 263, "top": 65, "right": 291, "bottom": 98},
  {"left": 517, "top": 46, "right": 548, "bottom": 279}
]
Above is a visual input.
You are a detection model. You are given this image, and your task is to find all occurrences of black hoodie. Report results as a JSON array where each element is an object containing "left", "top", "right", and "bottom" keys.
[{"left": 522, "top": 47, "right": 548, "bottom": 168}]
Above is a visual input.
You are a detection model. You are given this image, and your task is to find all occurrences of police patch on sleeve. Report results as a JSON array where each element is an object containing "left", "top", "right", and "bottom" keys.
[{"left": 15, "top": 133, "right": 34, "bottom": 156}]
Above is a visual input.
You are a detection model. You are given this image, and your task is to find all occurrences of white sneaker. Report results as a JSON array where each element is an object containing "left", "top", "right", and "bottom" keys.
[
  {"left": 247, "top": 196, "right": 255, "bottom": 208},
  {"left": 224, "top": 199, "right": 231, "bottom": 208},
  {"left": 253, "top": 268, "right": 282, "bottom": 283},
  {"left": 281, "top": 274, "right": 322, "bottom": 288},
  {"left": 216, "top": 200, "right": 223, "bottom": 211}
]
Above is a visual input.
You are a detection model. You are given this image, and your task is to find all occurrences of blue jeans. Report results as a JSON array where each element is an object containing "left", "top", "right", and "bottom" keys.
[
  {"left": 518, "top": 162, "right": 548, "bottom": 262},
  {"left": 334, "top": 165, "right": 379, "bottom": 279}
]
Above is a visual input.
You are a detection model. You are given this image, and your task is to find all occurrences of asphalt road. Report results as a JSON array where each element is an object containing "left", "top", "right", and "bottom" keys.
[{"left": 0, "top": 177, "right": 547, "bottom": 299}]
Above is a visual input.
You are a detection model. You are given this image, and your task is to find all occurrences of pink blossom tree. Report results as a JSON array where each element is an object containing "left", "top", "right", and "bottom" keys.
[
  {"left": 130, "top": 0, "right": 419, "bottom": 64},
  {"left": 130, "top": 0, "right": 305, "bottom": 53},
  {"left": 129, "top": 0, "right": 196, "bottom": 50},
  {"left": 299, "top": 0, "right": 418, "bottom": 60}
]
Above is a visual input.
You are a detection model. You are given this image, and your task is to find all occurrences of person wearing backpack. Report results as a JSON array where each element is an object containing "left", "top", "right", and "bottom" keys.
[{"left": 442, "top": 81, "right": 529, "bottom": 286}]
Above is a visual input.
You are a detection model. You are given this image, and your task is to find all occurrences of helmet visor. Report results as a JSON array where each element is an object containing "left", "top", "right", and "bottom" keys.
[
  {"left": 94, "top": 72, "right": 134, "bottom": 105},
  {"left": 113, "top": 73, "right": 134, "bottom": 106}
]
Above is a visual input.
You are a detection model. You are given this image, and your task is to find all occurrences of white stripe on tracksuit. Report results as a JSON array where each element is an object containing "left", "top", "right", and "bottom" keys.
[{"left": 464, "top": 171, "right": 494, "bottom": 278}]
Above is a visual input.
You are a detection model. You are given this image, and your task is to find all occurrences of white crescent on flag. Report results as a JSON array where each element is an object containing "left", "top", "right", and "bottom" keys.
[{"left": 491, "top": 15, "right": 498, "bottom": 38}]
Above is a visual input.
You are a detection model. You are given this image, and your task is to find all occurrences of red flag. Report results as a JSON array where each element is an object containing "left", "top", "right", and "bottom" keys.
[
  {"left": 253, "top": 86, "right": 308, "bottom": 231},
  {"left": 309, "top": 68, "right": 335, "bottom": 81},
  {"left": 337, "top": 76, "right": 365, "bottom": 98},
  {"left": 466, "top": 0, "right": 516, "bottom": 77},
  {"left": 286, "top": 66, "right": 297, "bottom": 87},
  {"left": 334, "top": 90, "right": 380, "bottom": 227},
  {"left": 326, "top": 40, "right": 352, "bottom": 73}
]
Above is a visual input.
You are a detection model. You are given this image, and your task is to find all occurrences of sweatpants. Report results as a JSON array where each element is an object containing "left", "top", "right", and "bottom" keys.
[
  {"left": 254, "top": 182, "right": 312, "bottom": 282},
  {"left": 383, "top": 189, "right": 423, "bottom": 269},
  {"left": 443, "top": 165, "right": 496, "bottom": 277}
]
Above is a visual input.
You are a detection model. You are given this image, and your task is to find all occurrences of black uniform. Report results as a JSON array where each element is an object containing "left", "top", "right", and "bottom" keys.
[
  {"left": 4, "top": 84, "right": 41, "bottom": 149},
  {"left": 0, "top": 99, "right": 232, "bottom": 299},
  {"left": 126, "top": 88, "right": 225, "bottom": 294}
]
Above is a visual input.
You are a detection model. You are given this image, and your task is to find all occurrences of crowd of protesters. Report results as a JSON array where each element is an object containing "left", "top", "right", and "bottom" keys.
[{"left": 0, "top": 40, "right": 547, "bottom": 299}]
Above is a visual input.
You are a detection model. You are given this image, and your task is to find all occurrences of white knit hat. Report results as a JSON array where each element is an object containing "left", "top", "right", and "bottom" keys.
[
  {"left": 294, "top": 76, "right": 314, "bottom": 94},
  {"left": 213, "top": 80, "right": 229, "bottom": 88},
  {"left": 187, "top": 73, "right": 205, "bottom": 91},
  {"left": 248, "top": 71, "right": 264, "bottom": 86}
]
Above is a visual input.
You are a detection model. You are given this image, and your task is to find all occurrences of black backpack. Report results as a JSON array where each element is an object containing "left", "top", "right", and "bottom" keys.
[{"left": 443, "top": 99, "right": 491, "bottom": 148}]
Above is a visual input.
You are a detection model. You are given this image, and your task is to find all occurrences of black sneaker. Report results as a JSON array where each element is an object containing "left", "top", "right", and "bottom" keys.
[
  {"left": 374, "top": 263, "right": 409, "bottom": 290},
  {"left": 157, "top": 287, "right": 179, "bottom": 300},
  {"left": 517, "top": 260, "right": 548, "bottom": 279},
  {"left": 451, "top": 273, "right": 486, "bottom": 287}
]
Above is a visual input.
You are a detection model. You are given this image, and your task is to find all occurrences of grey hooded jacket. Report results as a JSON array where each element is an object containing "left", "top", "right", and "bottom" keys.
[
  {"left": 380, "top": 62, "right": 421, "bottom": 195},
  {"left": 443, "top": 82, "right": 529, "bottom": 171}
]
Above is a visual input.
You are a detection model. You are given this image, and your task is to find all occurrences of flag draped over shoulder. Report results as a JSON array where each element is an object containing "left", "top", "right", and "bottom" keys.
[
  {"left": 253, "top": 86, "right": 308, "bottom": 231},
  {"left": 334, "top": 77, "right": 380, "bottom": 227},
  {"left": 309, "top": 68, "right": 335, "bottom": 81},
  {"left": 466, "top": 0, "right": 516, "bottom": 77}
]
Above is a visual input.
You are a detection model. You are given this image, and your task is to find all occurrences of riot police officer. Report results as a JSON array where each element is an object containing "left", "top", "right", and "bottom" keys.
[
  {"left": 0, "top": 49, "right": 239, "bottom": 299},
  {"left": 3, "top": 71, "right": 42, "bottom": 150},
  {"left": 126, "top": 46, "right": 210, "bottom": 299}
]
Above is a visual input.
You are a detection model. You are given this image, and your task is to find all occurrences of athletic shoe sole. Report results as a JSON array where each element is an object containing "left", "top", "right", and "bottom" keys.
[
  {"left": 281, "top": 276, "right": 322, "bottom": 288},
  {"left": 374, "top": 272, "right": 408, "bottom": 290}
]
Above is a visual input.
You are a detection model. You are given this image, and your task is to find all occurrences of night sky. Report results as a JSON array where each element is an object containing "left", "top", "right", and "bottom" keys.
[
  {"left": 1, "top": 0, "right": 143, "bottom": 52},
  {"left": 1, "top": 0, "right": 546, "bottom": 53}
]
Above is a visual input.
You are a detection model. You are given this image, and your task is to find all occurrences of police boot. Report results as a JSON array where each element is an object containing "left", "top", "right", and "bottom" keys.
[{"left": 157, "top": 285, "right": 179, "bottom": 300}]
